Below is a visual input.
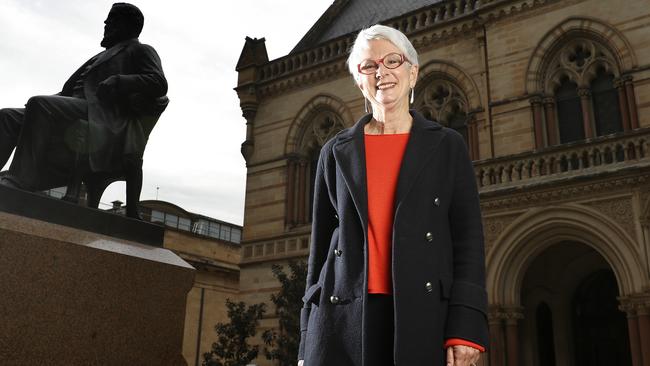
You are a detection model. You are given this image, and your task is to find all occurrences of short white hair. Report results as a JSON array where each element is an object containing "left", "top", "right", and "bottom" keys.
[{"left": 347, "top": 24, "right": 419, "bottom": 80}]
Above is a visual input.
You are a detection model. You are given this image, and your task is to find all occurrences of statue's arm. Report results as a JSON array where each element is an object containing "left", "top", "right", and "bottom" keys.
[
  {"left": 117, "top": 44, "right": 168, "bottom": 97},
  {"left": 60, "top": 58, "right": 96, "bottom": 96}
]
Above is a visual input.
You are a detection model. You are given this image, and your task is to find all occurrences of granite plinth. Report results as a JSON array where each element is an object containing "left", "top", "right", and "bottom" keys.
[{"left": 0, "top": 206, "right": 195, "bottom": 365}]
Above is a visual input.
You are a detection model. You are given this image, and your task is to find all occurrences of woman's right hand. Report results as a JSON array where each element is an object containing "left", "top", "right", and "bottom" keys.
[{"left": 298, "top": 360, "right": 304, "bottom": 366}]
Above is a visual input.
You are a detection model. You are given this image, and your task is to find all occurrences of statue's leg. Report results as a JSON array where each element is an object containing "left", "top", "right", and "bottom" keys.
[
  {"left": 124, "top": 153, "right": 143, "bottom": 220},
  {"left": 0, "top": 108, "right": 25, "bottom": 169},
  {"left": 8, "top": 95, "right": 87, "bottom": 191},
  {"left": 85, "top": 174, "right": 110, "bottom": 209},
  {"left": 63, "top": 118, "right": 91, "bottom": 203}
]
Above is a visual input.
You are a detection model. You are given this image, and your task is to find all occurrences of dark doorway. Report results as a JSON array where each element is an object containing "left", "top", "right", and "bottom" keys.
[
  {"left": 572, "top": 269, "right": 631, "bottom": 366},
  {"left": 536, "top": 302, "right": 556, "bottom": 366}
]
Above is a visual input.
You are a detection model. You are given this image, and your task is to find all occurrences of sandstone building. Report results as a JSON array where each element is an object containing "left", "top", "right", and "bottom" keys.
[{"left": 236, "top": 0, "right": 650, "bottom": 365}]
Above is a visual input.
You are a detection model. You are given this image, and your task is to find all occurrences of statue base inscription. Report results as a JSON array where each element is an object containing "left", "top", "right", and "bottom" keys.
[{"left": 0, "top": 187, "right": 194, "bottom": 366}]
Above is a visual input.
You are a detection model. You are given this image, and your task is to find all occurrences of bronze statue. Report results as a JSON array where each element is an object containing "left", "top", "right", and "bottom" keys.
[{"left": 0, "top": 3, "right": 168, "bottom": 219}]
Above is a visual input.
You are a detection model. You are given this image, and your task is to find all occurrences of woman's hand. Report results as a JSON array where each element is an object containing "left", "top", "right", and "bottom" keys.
[{"left": 446, "top": 344, "right": 480, "bottom": 366}]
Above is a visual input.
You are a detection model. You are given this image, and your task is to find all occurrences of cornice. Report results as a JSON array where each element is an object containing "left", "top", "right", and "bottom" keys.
[{"left": 480, "top": 170, "right": 650, "bottom": 211}]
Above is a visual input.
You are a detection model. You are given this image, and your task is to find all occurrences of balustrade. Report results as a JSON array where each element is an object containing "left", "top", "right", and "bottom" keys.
[{"left": 476, "top": 130, "right": 650, "bottom": 189}]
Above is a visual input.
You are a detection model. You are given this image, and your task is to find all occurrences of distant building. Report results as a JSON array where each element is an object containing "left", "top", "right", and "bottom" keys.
[
  {"left": 109, "top": 200, "right": 242, "bottom": 366},
  {"left": 236, "top": 0, "right": 650, "bottom": 365}
]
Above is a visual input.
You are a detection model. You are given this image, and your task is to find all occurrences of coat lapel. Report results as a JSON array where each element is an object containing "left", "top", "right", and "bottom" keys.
[
  {"left": 88, "top": 39, "right": 136, "bottom": 71},
  {"left": 333, "top": 113, "right": 372, "bottom": 232},
  {"left": 394, "top": 111, "right": 445, "bottom": 214},
  {"left": 332, "top": 111, "right": 444, "bottom": 232}
]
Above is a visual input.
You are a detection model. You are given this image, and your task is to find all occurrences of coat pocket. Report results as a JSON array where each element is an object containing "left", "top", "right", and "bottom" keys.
[{"left": 302, "top": 283, "right": 322, "bottom": 306}]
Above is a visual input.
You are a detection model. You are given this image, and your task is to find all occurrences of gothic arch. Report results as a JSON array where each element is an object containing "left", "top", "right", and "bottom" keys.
[
  {"left": 486, "top": 203, "right": 645, "bottom": 306},
  {"left": 285, "top": 94, "right": 352, "bottom": 155},
  {"left": 415, "top": 60, "right": 482, "bottom": 159},
  {"left": 525, "top": 16, "right": 637, "bottom": 95},
  {"left": 284, "top": 94, "right": 350, "bottom": 228},
  {"left": 542, "top": 38, "right": 622, "bottom": 94},
  {"left": 417, "top": 60, "right": 482, "bottom": 110}
]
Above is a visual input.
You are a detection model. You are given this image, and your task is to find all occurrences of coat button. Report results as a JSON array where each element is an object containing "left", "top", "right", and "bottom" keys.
[
  {"left": 425, "top": 282, "right": 433, "bottom": 292},
  {"left": 330, "top": 295, "right": 340, "bottom": 304},
  {"left": 434, "top": 197, "right": 440, "bottom": 206},
  {"left": 334, "top": 213, "right": 339, "bottom": 220},
  {"left": 334, "top": 248, "right": 342, "bottom": 257},
  {"left": 425, "top": 232, "right": 434, "bottom": 242}
]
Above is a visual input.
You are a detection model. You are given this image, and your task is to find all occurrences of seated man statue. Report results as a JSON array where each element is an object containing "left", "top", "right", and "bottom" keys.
[{"left": 0, "top": 2, "right": 168, "bottom": 219}]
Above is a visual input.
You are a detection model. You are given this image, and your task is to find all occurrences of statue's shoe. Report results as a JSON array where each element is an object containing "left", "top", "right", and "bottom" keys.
[{"left": 0, "top": 177, "right": 22, "bottom": 189}]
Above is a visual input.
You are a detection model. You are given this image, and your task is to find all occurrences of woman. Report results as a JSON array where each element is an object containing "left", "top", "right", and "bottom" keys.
[{"left": 298, "top": 25, "right": 488, "bottom": 366}]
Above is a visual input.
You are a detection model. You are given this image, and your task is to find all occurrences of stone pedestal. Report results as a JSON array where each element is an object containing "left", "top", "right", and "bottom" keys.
[{"left": 0, "top": 186, "right": 195, "bottom": 365}]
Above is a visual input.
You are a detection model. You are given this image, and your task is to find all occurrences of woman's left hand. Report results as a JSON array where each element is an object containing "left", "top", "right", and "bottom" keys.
[{"left": 446, "top": 344, "right": 480, "bottom": 366}]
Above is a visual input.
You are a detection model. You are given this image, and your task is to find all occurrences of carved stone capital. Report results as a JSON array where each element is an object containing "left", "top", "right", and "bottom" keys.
[
  {"left": 240, "top": 104, "right": 258, "bottom": 124},
  {"left": 613, "top": 77, "right": 626, "bottom": 89},
  {"left": 542, "top": 97, "right": 555, "bottom": 105},
  {"left": 529, "top": 96, "right": 543, "bottom": 105},
  {"left": 577, "top": 88, "right": 591, "bottom": 98},
  {"left": 621, "top": 74, "right": 634, "bottom": 83},
  {"left": 618, "top": 292, "right": 650, "bottom": 316}
]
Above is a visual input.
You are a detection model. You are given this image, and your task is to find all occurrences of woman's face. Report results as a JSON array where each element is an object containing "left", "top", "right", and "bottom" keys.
[{"left": 355, "top": 39, "right": 418, "bottom": 111}]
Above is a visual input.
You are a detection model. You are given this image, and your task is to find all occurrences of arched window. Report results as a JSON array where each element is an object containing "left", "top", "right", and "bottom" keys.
[
  {"left": 286, "top": 109, "right": 344, "bottom": 228},
  {"left": 535, "top": 37, "right": 637, "bottom": 147},
  {"left": 446, "top": 102, "right": 469, "bottom": 143},
  {"left": 555, "top": 76, "right": 584, "bottom": 144},
  {"left": 415, "top": 78, "right": 475, "bottom": 157},
  {"left": 418, "top": 80, "right": 469, "bottom": 137},
  {"left": 591, "top": 67, "right": 623, "bottom": 136}
]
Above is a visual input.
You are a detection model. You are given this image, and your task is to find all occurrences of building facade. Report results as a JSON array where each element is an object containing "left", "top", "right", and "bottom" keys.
[{"left": 236, "top": 0, "right": 650, "bottom": 365}]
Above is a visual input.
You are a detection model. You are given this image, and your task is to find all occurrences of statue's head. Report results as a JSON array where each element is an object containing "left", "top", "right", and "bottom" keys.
[{"left": 100, "top": 3, "right": 144, "bottom": 48}]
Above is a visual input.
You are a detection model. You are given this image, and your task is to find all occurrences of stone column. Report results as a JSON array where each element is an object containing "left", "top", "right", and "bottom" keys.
[
  {"left": 543, "top": 97, "right": 558, "bottom": 146},
  {"left": 614, "top": 77, "right": 631, "bottom": 131},
  {"left": 297, "top": 161, "right": 307, "bottom": 225},
  {"left": 504, "top": 307, "right": 524, "bottom": 366},
  {"left": 624, "top": 76, "right": 639, "bottom": 129},
  {"left": 620, "top": 300, "right": 643, "bottom": 366},
  {"left": 530, "top": 96, "right": 544, "bottom": 149},
  {"left": 638, "top": 304, "right": 650, "bottom": 366},
  {"left": 285, "top": 157, "right": 297, "bottom": 227},
  {"left": 240, "top": 106, "right": 258, "bottom": 162},
  {"left": 467, "top": 115, "right": 479, "bottom": 160},
  {"left": 488, "top": 307, "right": 506, "bottom": 366},
  {"left": 577, "top": 88, "right": 594, "bottom": 139}
]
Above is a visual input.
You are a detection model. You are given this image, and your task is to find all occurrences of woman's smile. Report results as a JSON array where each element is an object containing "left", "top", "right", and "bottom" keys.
[{"left": 376, "top": 82, "right": 397, "bottom": 90}]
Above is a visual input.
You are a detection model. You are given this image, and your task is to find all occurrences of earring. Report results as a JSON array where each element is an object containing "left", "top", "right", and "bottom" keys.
[
  {"left": 364, "top": 98, "right": 369, "bottom": 113},
  {"left": 410, "top": 88, "right": 414, "bottom": 104}
]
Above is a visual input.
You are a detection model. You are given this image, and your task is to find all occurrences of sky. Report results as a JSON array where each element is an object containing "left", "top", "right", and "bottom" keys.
[{"left": 0, "top": 0, "right": 334, "bottom": 225}]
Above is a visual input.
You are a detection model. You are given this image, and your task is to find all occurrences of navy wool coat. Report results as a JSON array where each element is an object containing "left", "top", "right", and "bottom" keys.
[{"left": 298, "top": 110, "right": 489, "bottom": 366}]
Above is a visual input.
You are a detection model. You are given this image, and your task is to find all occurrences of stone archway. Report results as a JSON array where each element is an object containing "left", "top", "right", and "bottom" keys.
[
  {"left": 484, "top": 203, "right": 645, "bottom": 366},
  {"left": 283, "top": 94, "right": 349, "bottom": 228},
  {"left": 519, "top": 242, "right": 632, "bottom": 366}
]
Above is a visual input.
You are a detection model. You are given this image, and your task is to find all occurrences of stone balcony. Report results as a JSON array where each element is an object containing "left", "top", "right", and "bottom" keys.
[{"left": 475, "top": 127, "right": 650, "bottom": 196}]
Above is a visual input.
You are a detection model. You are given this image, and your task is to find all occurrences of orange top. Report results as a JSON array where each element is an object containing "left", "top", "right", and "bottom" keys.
[
  {"left": 364, "top": 133, "right": 410, "bottom": 294},
  {"left": 364, "top": 132, "right": 485, "bottom": 352}
]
